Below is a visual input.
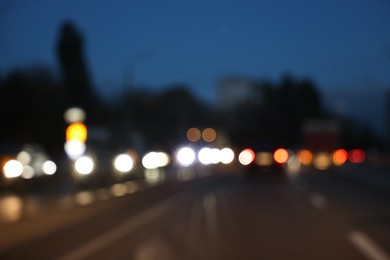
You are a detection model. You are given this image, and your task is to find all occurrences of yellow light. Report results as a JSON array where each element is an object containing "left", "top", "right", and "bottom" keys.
[
  {"left": 202, "top": 128, "right": 217, "bottom": 143},
  {"left": 313, "top": 152, "right": 331, "bottom": 170},
  {"left": 187, "top": 128, "right": 201, "bottom": 142},
  {"left": 66, "top": 123, "right": 87, "bottom": 142},
  {"left": 255, "top": 152, "right": 273, "bottom": 166}
]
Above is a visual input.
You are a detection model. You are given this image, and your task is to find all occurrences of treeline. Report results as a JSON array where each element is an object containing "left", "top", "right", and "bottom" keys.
[
  {"left": 0, "top": 67, "right": 377, "bottom": 155},
  {"left": 0, "top": 21, "right": 378, "bottom": 158}
]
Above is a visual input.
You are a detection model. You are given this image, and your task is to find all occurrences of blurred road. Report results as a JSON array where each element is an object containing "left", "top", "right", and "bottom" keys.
[{"left": 1, "top": 165, "right": 390, "bottom": 260}]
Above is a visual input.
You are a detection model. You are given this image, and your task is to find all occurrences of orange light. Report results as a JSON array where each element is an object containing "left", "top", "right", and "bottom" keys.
[
  {"left": 202, "top": 128, "right": 217, "bottom": 143},
  {"left": 349, "top": 149, "right": 365, "bottom": 163},
  {"left": 186, "top": 128, "right": 201, "bottom": 142},
  {"left": 298, "top": 149, "right": 313, "bottom": 165},
  {"left": 1, "top": 155, "right": 13, "bottom": 169},
  {"left": 239, "top": 148, "right": 255, "bottom": 166},
  {"left": 332, "top": 149, "right": 348, "bottom": 166},
  {"left": 66, "top": 123, "right": 87, "bottom": 142},
  {"left": 274, "top": 148, "right": 289, "bottom": 164}
]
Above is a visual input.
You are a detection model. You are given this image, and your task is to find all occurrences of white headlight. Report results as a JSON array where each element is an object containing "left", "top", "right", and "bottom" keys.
[
  {"left": 64, "top": 140, "right": 86, "bottom": 160},
  {"left": 142, "top": 152, "right": 171, "bottom": 169},
  {"left": 42, "top": 160, "right": 57, "bottom": 175},
  {"left": 177, "top": 147, "right": 196, "bottom": 167},
  {"left": 198, "top": 147, "right": 212, "bottom": 165},
  {"left": 3, "top": 160, "right": 24, "bottom": 178},
  {"left": 114, "top": 154, "right": 134, "bottom": 173},
  {"left": 74, "top": 156, "right": 94, "bottom": 175},
  {"left": 220, "top": 148, "right": 235, "bottom": 164}
]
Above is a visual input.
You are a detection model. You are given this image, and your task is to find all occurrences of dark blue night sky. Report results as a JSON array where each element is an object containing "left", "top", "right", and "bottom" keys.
[{"left": 1, "top": 0, "right": 390, "bottom": 134}]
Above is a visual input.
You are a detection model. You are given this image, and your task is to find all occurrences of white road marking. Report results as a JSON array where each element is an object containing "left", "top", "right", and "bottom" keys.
[
  {"left": 184, "top": 200, "right": 202, "bottom": 260},
  {"left": 348, "top": 230, "right": 390, "bottom": 260},
  {"left": 203, "top": 193, "right": 219, "bottom": 259},
  {"left": 59, "top": 195, "right": 188, "bottom": 260},
  {"left": 308, "top": 192, "right": 327, "bottom": 210}
]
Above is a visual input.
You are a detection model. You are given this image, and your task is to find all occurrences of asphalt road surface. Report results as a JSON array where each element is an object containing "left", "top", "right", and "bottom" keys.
[{"left": 1, "top": 165, "right": 389, "bottom": 260}]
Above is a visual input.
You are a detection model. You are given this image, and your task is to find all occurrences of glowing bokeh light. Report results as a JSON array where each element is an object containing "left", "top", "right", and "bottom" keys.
[
  {"left": 22, "top": 165, "right": 35, "bottom": 179},
  {"left": 274, "top": 148, "right": 289, "bottom": 164},
  {"left": 238, "top": 148, "right": 255, "bottom": 166},
  {"left": 142, "top": 152, "right": 159, "bottom": 169},
  {"left": 202, "top": 128, "right": 217, "bottom": 143},
  {"left": 66, "top": 123, "right": 87, "bottom": 142},
  {"left": 198, "top": 147, "right": 212, "bottom": 165},
  {"left": 0, "top": 156, "right": 13, "bottom": 170},
  {"left": 145, "top": 169, "right": 161, "bottom": 184},
  {"left": 286, "top": 149, "right": 295, "bottom": 163},
  {"left": 64, "top": 140, "right": 86, "bottom": 160},
  {"left": 177, "top": 168, "right": 196, "bottom": 181},
  {"left": 3, "top": 160, "right": 24, "bottom": 178},
  {"left": 74, "top": 156, "right": 94, "bottom": 175},
  {"left": 187, "top": 128, "right": 201, "bottom": 142},
  {"left": 176, "top": 147, "right": 196, "bottom": 166},
  {"left": 75, "top": 191, "right": 94, "bottom": 205},
  {"left": 16, "top": 151, "right": 31, "bottom": 165},
  {"left": 114, "top": 154, "right": 134, "bottom": 173},
  {"left": 255, "top": 152, "right": 273, "bottom": 166},
  {"left": 332, "top": 149, "right": 348, "bottom": 166},
  {"left": 349, "top": 149, "right": 366, "bottom": 163},
  {"left": 0, "top": 195, "right": 23, "bottom": 222},
  {"left": 298, "top": 149, "right": 313, "bottom": 166},
  {"left": 210, "top": 148, "right": 221, "bottom": 164},
  {"left": 220, "top": 148, "right": 235, "bottom": 164},
  {"left": 158, "top": 152, "right": 171, "bottom": 167},
  {"left": 64, "top": 107, "right": 86, "bottom": 123},
  {"left": 313, "top": 152, "right": 331, "bottom": 170},
  {"left": 110, "top": 183, "right": 128, "bottom": 197},
  {"left": 142, "top": 152, "right": 170, "bottom": 169},
  {"left": 42, "top": 160, "right": 57, "bottom": 175}
]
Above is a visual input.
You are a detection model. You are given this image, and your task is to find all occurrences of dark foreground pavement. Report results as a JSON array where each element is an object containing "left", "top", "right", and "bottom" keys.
[{"left": 1, "top": 166, "right": 389, "bottom": 260}]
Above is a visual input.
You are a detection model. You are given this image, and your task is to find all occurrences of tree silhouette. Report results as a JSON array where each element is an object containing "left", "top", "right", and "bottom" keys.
[{"left": 57, "top": 21, "right": 99, "bottom": 122}]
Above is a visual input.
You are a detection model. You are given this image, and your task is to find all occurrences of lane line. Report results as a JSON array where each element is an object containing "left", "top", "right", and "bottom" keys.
[
  {"left": 58, "top": 194, "right": 188, "bottom": 260},
  {"left": 348, "top": 230, "right": 390, "bottom": 260},
  {"left": 308, "top": 192, "right": 327, "bottom": 210},
  {"left": 203, "top": 193, "right": 219, "bottom": 259},
  {"left": 184, "top": 199, "right": 202, "bottom": 260}
]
